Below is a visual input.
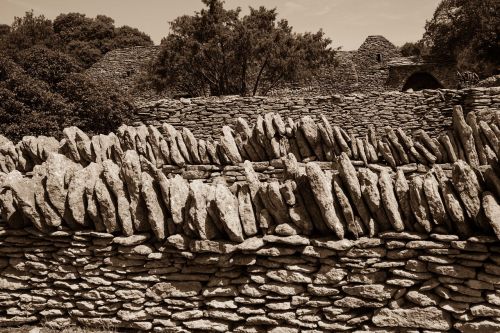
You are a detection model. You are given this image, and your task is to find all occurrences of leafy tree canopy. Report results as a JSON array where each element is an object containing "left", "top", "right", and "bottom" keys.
[
  {"left": 0, "top": 52, "right": 133, "bottom": 140},
  {"left": 1, "top": 10, "right": 154, "bottom": 68},
  {"left": 421, "top": 0, "right": 499, "bottom": 76},
  {"left": 148, "top": 0, "right": 335, "bottom": 96}
]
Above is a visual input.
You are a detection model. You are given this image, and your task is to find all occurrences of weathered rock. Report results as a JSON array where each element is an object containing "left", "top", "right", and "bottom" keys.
[
  {"left": 121, "top": 150, "right": 149, "bottom": 232},
  {"left": 453, "top": 105, "right": 479, "bottom": 167},
  {"left": 94, "top": 178, "right": 119, "bottom": 233},
  {"left": 306, "top": 162, "right": 345, "bottom": 238},
  {"left": 434, "top": 166, "right": 470, "bottom": 236},
  {"left": 409, "top": 176, "right": 432, "bottom": 232},
  {"left": 168, "top": 175, "right": 190, "bottom": 226},
  {"left": 32, "top": 165, "right": 61, "bottom": 228},
  {"left": 314, "top": 266, "right": 347, "bottom": 284},
  {"left": 181, "top": 127, "right": 201, "bottom": 164},
  {"left": 67, "top": 163, "right": 101, "bottom": 227},
  {"left": 141, "top": 172, "right": 166, "bottom": 240},
  {"left": 455, "top": 320, "right": 500, "bottom": 333},
  {"left": 359, "top": 168, "right": 391, "bottom": 231},
  {"left": 2, "top": 171, "right": 44, "bottom": 231},
  {"left": 237, "top": 183, "right": 258, "bottom": 237},
  {"left": 483, "top": 192, "right": 500, "bottom": 240},
  {"left": 342, "top": 284, "right": 395, "bottom": 301},
  {"left": 187, "top": 180, "right": 218, "bottom": 240},
  {"left": 45, "top": 153, "right": 82, "bottom": 217},
  {"left": 332, "top": 173, "right": 364, "bottom": 238},
  {"left": 103, "top": 160, "right": 134, "bottom": 236},
  {"left": 221, "top": 126, "right": 242, "bottom": 164},
  {"left": 379, "top": 169, "right": 404, "bottom": 231},
  {"left": 452, "top": 160, "right": 481, "bottom": 221},
  {"left": 373, "top": 307, "right": 451, "bottom": 330},
  {"left": 215, "top": 184, "right": 244, "bottom": 242},
  {"left": 146, "top": 282, "right": 202, "bottom": 300},
  {"left": 337, "top": 153, "right": 372, "bottom": 234},
  {"left": 423, "top": 171, "right": 447, "bottom": 226}
]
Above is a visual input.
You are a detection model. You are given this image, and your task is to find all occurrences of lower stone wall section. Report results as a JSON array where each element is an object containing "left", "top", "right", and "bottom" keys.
[{"left": 1, "top": 227, "right": 500, "bottom": 332}]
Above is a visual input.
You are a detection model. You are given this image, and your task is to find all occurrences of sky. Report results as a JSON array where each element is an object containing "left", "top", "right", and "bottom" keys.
[{"left": 0, "top": 0, "right": 441, "bottom": 50}]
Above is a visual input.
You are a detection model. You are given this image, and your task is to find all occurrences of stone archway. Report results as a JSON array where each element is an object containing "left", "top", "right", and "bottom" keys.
[{"left": 402, "top": 72, "right": 444, "bottom": 91}]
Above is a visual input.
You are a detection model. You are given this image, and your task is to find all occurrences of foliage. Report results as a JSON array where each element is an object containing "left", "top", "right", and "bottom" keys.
[
  {"left": 148, "top": 0, "right": 335, "bottom": 96},
  {"left": 422, "top": 0, "right": 500, "bottom": 76},
  {"left": 56, "top": 73, "right": 134, "bottom": 134},
  {"left": 0, "top": 24, "right": 10, "bottom": 37},
  {"left": 16, "top": 46, "right": 81, "bottom": 87},
  {"left": 0, "top": 53, "right": 133, "bottom": 141},
  {"left": 1, "top": 11, "right": 154, "bottom": 68},
  {"left": 0, "top": 11, "right": 57, "bottom": 58},
  {"left": 400, "top": 42, "right": 422, "bottom": 57}
]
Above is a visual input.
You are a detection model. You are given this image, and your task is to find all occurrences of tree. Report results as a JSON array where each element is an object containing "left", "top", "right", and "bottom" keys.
[
  {"left": 400, "top": 42, "right": 422, "bottom": 57},
  {"left": 0, "top": 24, "right": 10, "bottom": 37},
  {"left": 0, "top": 53, "right": 133, "bottom": 140},
  {"left": 148, "top": 0, "right": 335, "bottom": 96},
  {"left": 16, "top": 46, "right": 81, "bottom": 87},
  {"left": 0, "top": 11, "right": 58, "bottom": 58},
  {"left": 422, "top": 0, "right": 500, "bottom": 76},
  {"left": 112, "top": 26, "right": 153, "bottom": 49}
]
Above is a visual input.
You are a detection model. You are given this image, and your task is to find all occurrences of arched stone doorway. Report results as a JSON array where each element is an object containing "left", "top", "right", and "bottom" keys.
[{"left": 402, "top": 72, "right": 444, "bottom": 91}]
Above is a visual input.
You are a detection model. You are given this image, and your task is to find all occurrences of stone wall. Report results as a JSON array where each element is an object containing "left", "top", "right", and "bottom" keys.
[
  {"left": 1, "top": 98, "right": 500, "bottom": 331},
  {"left": 2, "top": 227, "right": 500, "bottom": 332},
  {"left": 135, "top": 88, "right": 500, "bottom": 140}
]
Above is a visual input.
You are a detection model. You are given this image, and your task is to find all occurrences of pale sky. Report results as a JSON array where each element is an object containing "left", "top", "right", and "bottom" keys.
[{"left": 0, "top": 0, "right": 441, "bottom": 50}]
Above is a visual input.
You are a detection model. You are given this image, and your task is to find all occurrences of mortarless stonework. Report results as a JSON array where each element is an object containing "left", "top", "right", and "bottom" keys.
[
  {"left": 134, "top": 87, "right": 500, "bottom": 140},
  {"left": 0, "top": 97, "right": 500, "bottom": 331}
]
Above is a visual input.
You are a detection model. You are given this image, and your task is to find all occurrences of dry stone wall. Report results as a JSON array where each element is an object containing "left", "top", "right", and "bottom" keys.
[
  {"left": 1, "top": 95, "right": 500, "bottom": 331},
  {"left": 135, "top": 88, "right": 500, "bottom": 140},
  {"left": 2, "top": 227, "right": 500, "bottom": 332}
]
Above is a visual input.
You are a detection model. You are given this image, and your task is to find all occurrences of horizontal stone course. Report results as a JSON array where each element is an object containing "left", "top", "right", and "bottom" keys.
[{"left": 0, "top": 228, "right": 498, "bottom": 332}]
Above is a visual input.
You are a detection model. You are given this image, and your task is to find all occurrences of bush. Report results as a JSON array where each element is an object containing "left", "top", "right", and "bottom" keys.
[{"left": 0, "top": 54, "right": 133, "bottom": 141}]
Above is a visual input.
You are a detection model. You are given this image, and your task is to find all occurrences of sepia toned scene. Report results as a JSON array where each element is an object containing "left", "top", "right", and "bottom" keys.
[{"left": 0, "top": 0, "right": 499, "bottom": 332}]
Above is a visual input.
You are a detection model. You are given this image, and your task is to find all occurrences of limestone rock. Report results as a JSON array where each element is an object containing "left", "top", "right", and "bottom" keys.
[
  {"left": 332, "top": 173, "right": 364, "bottom": 238},
  {"left": 452, "top": 160, "right": 481, "bottom": 221},
  {"left": 2, "top": 171, "right": 44, "bottom": 231},
  {"left": 409, "top": 176, "right": 432, "bottom": 232},
  {"left": 359, "top": 168, "right": 391, "bottom": 231},
  {"left": 342, "top": 284, "right": 395, "bottom": 301},
  {"left": 103, "top": 160, "right": 134, "bottom": 236},
  {"left": 372, "top": 307, "right": 451, "bottom": 330},
  {"left": 262, "top": 181, "right": 290, "bottom": 225},
  {"left": 168, "top": 175, "right": 190, "bottom": 226},
  {"left": 394, "top": 169, "right": 414, "bottom": 229},
  {"left": 94, "top": 178, "right": 119, "bottom": 233},
  {"left": 306, "top": 162, "right": 345, "bottom": 238},
  {"left": 141, "top": 172, "right": 166, "bottom": 240},
  {"left": 215, "top": 184, "right": 244, "bottom": 242},
  {"left": 121, "top": 150, "right": 149, "bottom": 232},
  {"left": 45, "top": 153, "right": 82, "bottom": 218},
  {"left": 483, "top": 192, "right": 500, "bottom": 240},
  {"left": 453, "top": 105, "right": 479, "bottom": 167},
  {"left": 237, "top": 183, "right": 258, "bottom": 237},
  {"left": 187, "top": 180, "right": 218, "bottom": 240},
  {"left": 221, "top": 126, "right": 242, "bottom": 164},
  {"left": 423, "top": 172, "right": 447, "bottom": 226},
  {"left": 32, "top": 165, "right": 61, "bottom": 228},
  {"left": 379, "top": 169, "right": 404, "bottom": 231},
  {"left": 455, "top": 320, "right": 500, "bottom": 333},
  {"left": 434, "top": 166, "right": 470, "bottom": 237},
  {"left": 181, "top": 127, "right": 201, "bottom": 164},
  {"left": 337, "top": 153, "right": 372, "bottom": 234},
  {"left": 146, "top": 281, "right": 202, "bottom": 299}
]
